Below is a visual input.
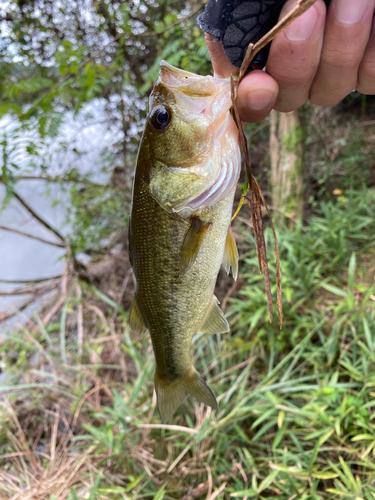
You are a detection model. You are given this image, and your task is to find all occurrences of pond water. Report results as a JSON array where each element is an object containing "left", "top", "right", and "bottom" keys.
[{"left": 0, "top": 101, "right": 122, "bottom": 326}]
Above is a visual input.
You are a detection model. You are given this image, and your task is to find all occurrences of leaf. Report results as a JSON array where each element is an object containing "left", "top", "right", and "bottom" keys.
[
  {"left": 348, "top": 252, "right": 356, "bottom": 293},
  {"left": 154, "top": 484, "right": 166, "bottom": 500},
  {"left": 258, "top": 470, "right": 279, "bottom": 493},
  {"left": 351, "top": 434, "right": 375, "bottom": 442},
  {"left": 312, "top": 472, "right": 339, "bottom": 479},
  {"left": 320, "top": 283, "right": 348, "bottom": 297},
  {"left": 92, "top": 286, "right": 127, "bottom": 317}
]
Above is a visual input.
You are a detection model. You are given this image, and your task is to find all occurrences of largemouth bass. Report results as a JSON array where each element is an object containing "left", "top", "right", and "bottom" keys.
[{"left": 129, "top": 61, "right": 241, "bottom": 422}]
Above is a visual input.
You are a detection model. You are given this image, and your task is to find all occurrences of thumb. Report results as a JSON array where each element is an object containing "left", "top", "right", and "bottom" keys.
[{"left": 205, "top": 34, "right": 239, "bottom": 78}]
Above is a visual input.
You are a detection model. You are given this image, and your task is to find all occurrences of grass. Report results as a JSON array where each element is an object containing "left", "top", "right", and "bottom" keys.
[{"left": 0, "top": 186, "right": 375, "bottom": 499}]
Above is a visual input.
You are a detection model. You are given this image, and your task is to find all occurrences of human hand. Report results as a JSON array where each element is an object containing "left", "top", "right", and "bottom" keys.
[{"left": 206, "top": 0, "right": 375, "bottom": 122}]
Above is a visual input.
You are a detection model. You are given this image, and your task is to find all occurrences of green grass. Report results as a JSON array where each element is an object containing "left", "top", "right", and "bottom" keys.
[{"left": 1, "top": 188, "right": 375, "bottom": 499}]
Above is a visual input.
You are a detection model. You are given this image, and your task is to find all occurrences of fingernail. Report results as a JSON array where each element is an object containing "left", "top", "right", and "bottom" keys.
[
  {"left": 284, "top": 6, "right": 318, "bottom": 41},
  {"left": 246, "top": 90, "right": 274, "bottom": 110},
  {"left": 334, "top": 0, "right": 370, "bottom": 24}
]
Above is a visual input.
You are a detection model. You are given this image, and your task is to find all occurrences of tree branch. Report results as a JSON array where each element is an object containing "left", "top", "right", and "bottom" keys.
[
  {"left": 12, "top": 190, "right": 65, "bottom": 243},
  {"left": 0, "top": 276, "right": 62, "bottom": 284},
  {"left": 13, "top": 175, "right": 103, "bottom": 187},
  {"left": 0, "top": 283, "right": 58, "bottom": 296},
  {"left": 0, "top": 298, "right": 36, "bottom": 324},
  {"left": 0, "top": 286, "right": 56, "bottom": 324},
  {"left": 0, "top": 225, "right": 65, "bottom": 248}
]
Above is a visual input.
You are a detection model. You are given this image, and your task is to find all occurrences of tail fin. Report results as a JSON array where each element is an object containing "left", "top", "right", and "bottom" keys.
[{"left": 155, "top": 368, "right": 217, "bottom": 423}]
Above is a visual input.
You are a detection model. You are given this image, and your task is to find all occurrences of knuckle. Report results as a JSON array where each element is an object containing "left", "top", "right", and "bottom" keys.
[
  {"left": 268, "top": 48, "right": 320, "bottom": 86},
  {"left": 269, "top": 62, "right": 315, "bottom": 87},
  {"left": 321, "top": 48, "right": 360, "bottom": 70}
]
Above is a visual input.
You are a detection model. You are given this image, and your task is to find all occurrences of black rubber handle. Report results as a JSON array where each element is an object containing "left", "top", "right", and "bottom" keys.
[{"left": 198, "top": 0, "right": 331, "bottom": 69}]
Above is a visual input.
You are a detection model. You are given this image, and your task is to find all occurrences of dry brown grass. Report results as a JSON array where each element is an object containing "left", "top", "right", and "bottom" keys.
[{"left": 0, "top": 400, "right": 99, "bottom": 500}]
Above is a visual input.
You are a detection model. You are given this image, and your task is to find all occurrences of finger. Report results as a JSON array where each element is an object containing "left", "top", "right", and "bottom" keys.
[
  {"left": 205, "top": 33, "right": 279, "bottom": 122},
  {"left": 237, "top": 70, "right": 279, "bottom": 122},
  {"left": 266, "top": 0, "right": 326, "bottom": 112},
  {"left": 358, "top": 17, "right": 375, "bottom": 94},
  {"left": 205, "top": 33, "right": 239, "bottom": 78},
  {"left": 310, "top": 0, "right": 375, "bottom": 106}
]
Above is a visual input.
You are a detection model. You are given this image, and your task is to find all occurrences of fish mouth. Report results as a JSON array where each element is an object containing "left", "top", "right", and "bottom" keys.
[
  {"left": 159, "top": 60, "right": 226, "bottom": 98},
  {"left": 159, "top": 61, "right": 203, "bottom": 82}
]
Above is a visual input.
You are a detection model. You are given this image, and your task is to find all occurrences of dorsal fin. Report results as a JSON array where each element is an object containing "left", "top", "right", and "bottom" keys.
[
  {"left": 199, "top": 296, "right": 230, "bottom": 335},
  {"left": 222, "top": 228, "right": 238, "bottom": 281},
  {"left": 129, "top": 298, "right": 147, "bottom": 334},
  {"left": 179, "top": 216, "right": 210, "bottom": 276}
]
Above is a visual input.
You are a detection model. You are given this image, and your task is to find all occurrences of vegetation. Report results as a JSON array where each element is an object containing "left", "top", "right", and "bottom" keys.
[
  {"left": 1, "top": 1, "right": 375, "bottom": 499},
  {"left": 1, "top": 181, "right": 375, "bottom": 499}
]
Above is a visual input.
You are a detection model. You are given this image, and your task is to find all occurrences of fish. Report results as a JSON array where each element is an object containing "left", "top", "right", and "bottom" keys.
[{"left": 128, "top": 61, "right": 241, "bottom": 423}]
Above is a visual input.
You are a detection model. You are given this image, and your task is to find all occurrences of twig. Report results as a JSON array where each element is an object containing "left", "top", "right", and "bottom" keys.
[
  {"left": 250, "top": 178, "right": 283, "bottom": 328},
  {"left": 238, "top": 0, "right": 319, "bottom": 83},
  {"left": 229, "top": 1, "right": 316, "bottom": 327},
  {"left": 42, "top": 261, "right": 69, "bottom": 325},
  {"left": 0, "top": 285, "right": 54, "bottom": 324},
  {"left": 167, "top": 443, "right": 192, "bottom": 473},
  {"left": 231, "top": 75, "right": 276, "bottom": 321},
  {"left": 181, "top": 465, "right": 237, "bottom": 500},
  {"left": 12, "top": 190, "right": 65, "bottom": 243},
  {"left": 72, "top": 385, "right": 110, "bottom": 429},
  {"left": 206, "top": 482, "right": 227, "bottom": 500},
  {"left": 221, "top": 279, "right": 241, "bottom": 312},
  {"left": 359, "top": 120, "right": 375, "bottom": 127},
  {"left": 13, "top": 175, "right": 103, "bottom": 187},
  {"left": 0, "top": 225, "right": 65, "bottom": 247},
  {"left": 0, "top": 275, "right": 62, "bottom": 284},
  {"left": 0, "top": 283, "right": 58, "bottom": 296},
  {"left": 0, "top": 298, "right": 36, "bottom": 323},
  {"left": 110, "top": 268, "right": 132, "bottom": 326},
  {"left": 136, "top": 424, "right": 198, "bottom": 436},
  {"left": 76, "top": 284, "right": 84, "bottom": 356}
]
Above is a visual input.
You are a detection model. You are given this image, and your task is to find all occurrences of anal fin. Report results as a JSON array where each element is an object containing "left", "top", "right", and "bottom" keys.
[
  {"left": 179, "top": 216, "right": 210, "bottom": 276},
  {"left": 222, "top": 228, "right": 238, "bottom": 281},
  {"left": 129, "top": 298, "right": 147, "bottom": 334},
  {"left": 199, "top": 296, "right": 230, "bottom": 335}
]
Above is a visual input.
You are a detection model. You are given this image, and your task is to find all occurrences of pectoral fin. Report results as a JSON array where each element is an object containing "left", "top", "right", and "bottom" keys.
[
  {"left": 179, "top": 216, "right": 210, "bottom": 275},
  {"left": 129, "top": 298, "right": 147, "bottom": 334},
  {"left": 199, "top": 296, "right": 230, "bottom": 335},
  {"left": 222, "top": 228, "right": 238, "bottom": 281},
  {"left": 150, "top": 165, "right": 201, "bottom": 213}
]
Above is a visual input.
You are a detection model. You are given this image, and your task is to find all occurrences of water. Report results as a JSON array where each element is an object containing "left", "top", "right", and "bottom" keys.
[{"left": 0, "top": 100, "right": 122, "bottom": 325}]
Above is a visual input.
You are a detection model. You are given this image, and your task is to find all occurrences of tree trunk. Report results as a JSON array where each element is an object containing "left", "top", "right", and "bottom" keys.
[{"left": 269, "top": 109, "right": 305, "bottom": 227}]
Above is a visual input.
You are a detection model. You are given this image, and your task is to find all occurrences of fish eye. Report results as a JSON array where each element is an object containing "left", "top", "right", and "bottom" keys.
[{"left": 150, "top": 105, "right": 172, "bottom": 131}]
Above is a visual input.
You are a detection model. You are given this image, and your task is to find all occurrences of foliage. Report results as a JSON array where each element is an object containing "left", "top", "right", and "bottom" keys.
[
  {"left": 1, "top": 186, "right": 375, "bottom": 499},
  {"left": 0, "top": 0, "right": 209, "bottom": 141},
  {"left": 1, "top": 1, "right": 375, "bottom": 499},
  {"left": 68, "top": 174, "right": 131, "bottom": 254},
  {"left": 304, "top": 103, "right": 375, "bottom": 201},
  {"left": 0, "top": 1, "right": 210, "bottom": 258}
]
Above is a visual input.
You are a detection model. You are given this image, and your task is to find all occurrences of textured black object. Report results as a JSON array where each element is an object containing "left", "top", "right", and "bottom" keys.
[{"left": 198, "top": 0, "right": 331, "bottom": 69}]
